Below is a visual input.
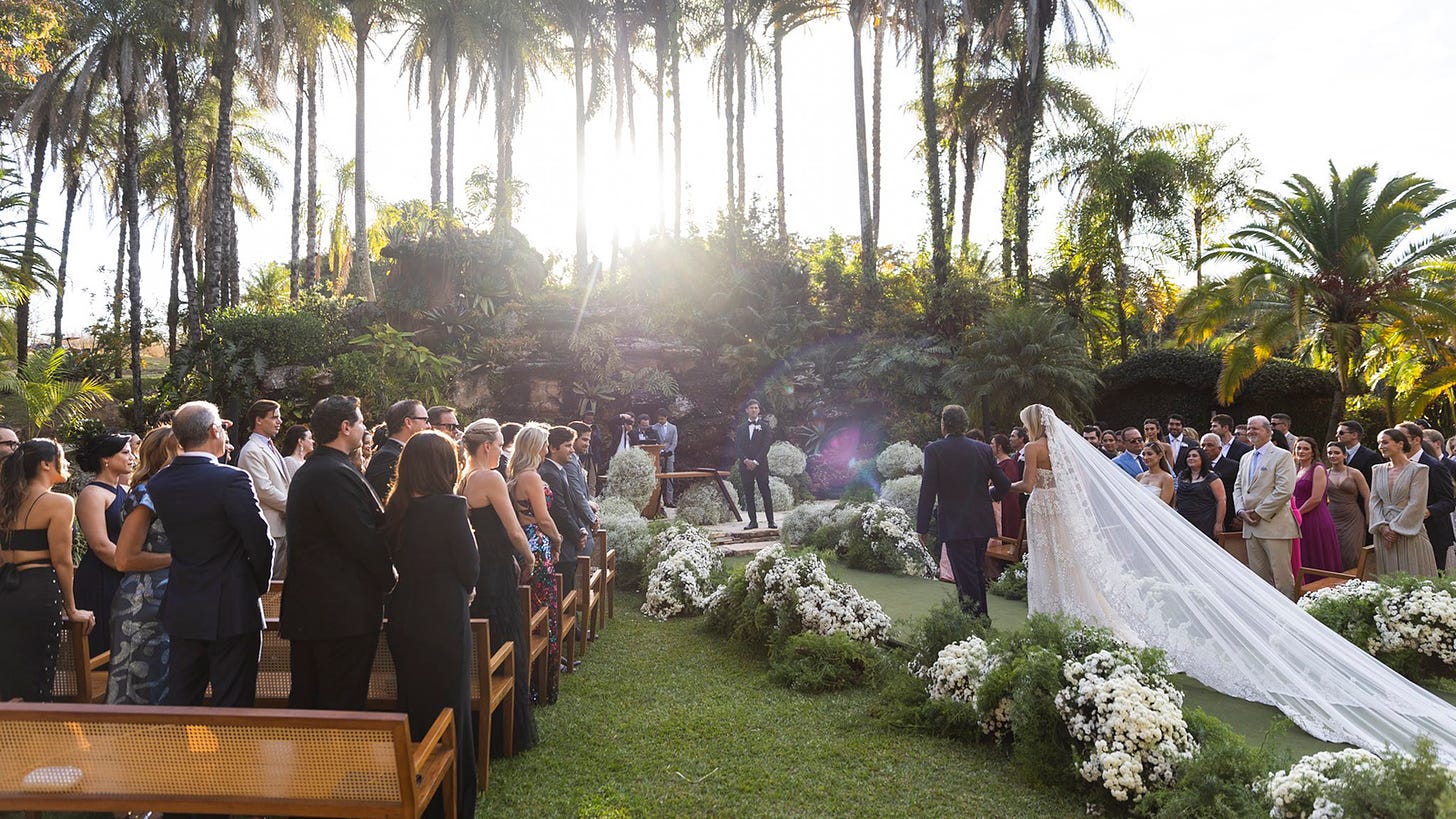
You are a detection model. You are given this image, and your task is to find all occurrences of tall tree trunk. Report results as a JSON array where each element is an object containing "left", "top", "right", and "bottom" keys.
[
  {"left": 945, "top": 32, "right": 967, "bottom": 242},
  {"left": 916, "top": 11, "right": 948, "bottom": 293},
  {"left": 114, "top": 183, "right": 126, "bottom": 365},
  {"left": 573, "top": 34, "right": 588, "bottom": 278},
  {"left": 850, "top": 16, "right": 876, "bottom": 298},
  {"left": 306, "top": 55, "right": 319, "bottom": 283},
  {"left": 17, "top": 122, "right": 46, "bottom": 364},
  {"left": 870, "top": 5, "right": 884, "bottom": 242},
  {"left": 671, "top": 10, "right": 682, "bottom": 237},
  {"left": 428, "top": 55, "right": 442, "bottom": 206},
  {"left": 611, "top": 0, "right": 627, "bottom": 270},
  {"left": 723, "top": 0, "right": 736, "bottom": 251},
  {"left": 169, "top": 216, "right": 180, "bottom": 354},
  {"left": 493, "top": 56, "right": 516, "bottom": 234},
  {"left": 122, "top": 86, "right": 146, "bottom": 430},
  {"left": 446, "top": 53, "right": 457, "bottom": 209},
  {"left": 1000, "top": 134, "right": 1017, "bottom": 279},
  {"left": 1193, "top": 212, "right": 1204, "bottom": 288},
  {"left": 290, "top": 56, "right": 304, "bottom": 301},
  {"left": 349, "top": 3, "right": 375, "bottom": 299},
  {"left": 959, "top": 129, "right": 979, "bottom": 255},
  {"left": 1011, "top": 15, "right": 1048, "bottom": 295},
  {"left": 54, "top": 163, "right": 78, "bottom": 348},
  {"left": 206, "top": 1, "right": 239, "bottom": 315},
  {"left": 734, "top": 28, "right": 746, "bottom": 216},
  {"left": 657, "top": 20, "right": 668, "bottom": 235},
  {"left": 772, "top": 22, "right": 786, "bottom": 246}
]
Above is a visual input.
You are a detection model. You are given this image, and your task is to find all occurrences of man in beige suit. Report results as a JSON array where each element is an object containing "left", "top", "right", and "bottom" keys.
[
  {"left": 238, "top": 399, "right": 292, "bottom": 580},
  {"left": 1232, "top": 415, "right": 1300, "bottom": 599}
]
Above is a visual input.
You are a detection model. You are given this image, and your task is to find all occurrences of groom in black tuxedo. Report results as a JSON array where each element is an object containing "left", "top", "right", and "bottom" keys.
[
  {"left": 736, "top": 399, "right": 775, "bottom": 530},
  {"left": 917, "top": 404, "right": 1012, "bottom": 617}
]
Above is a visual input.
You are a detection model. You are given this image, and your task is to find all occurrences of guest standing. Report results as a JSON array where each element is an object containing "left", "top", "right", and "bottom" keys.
[
  {"left": 1112, "top": 428, "right": 1148, "bottom": 478},
  {"left": 236, "top": 399, "right": 291, "bottom": 580},
  {"left": 1232, "top": 415, "right": 1300, "bottom": 600},
  {"left": 1337, "top": 420, "right": 1383, "bottom": 487},
  {"left": 1201, "top": 433, "right": 1242, "bottom": 534},
  {"left": 383, "top": 430, "right": 478, "bottom": 818},
  {"left": 652, "top": 410, "right": 679, "bottom": 507},
  {"left": 541, "top": 426, "right": 586, "bottom": 599},
  {"left": 74, "top": 431, "right": 134, "bottom": 657},
  {"left": 460, "top": 418, "right": 539, "bottom": 756},
  {"left": 0, "top": 423, "right": 21, "bottom": 467},
  {"left": 1292, "top": 438, "right": 1342, "bottom": 573},
  {"left": 990, "top": 434, "right": 1020, "bottom": 539},
  {"left": 566, "top": 421, "right": 599, "bottom": 540},
  {"left": 366, "top": 398, "right": 429, "bottom": 500},
  {"left": 108, "top": 426, "right": 180, "bottom": 704},
  {"left": 1398, "top": 421, "right": 1456, "bottom": 571},
  {"left": 1100, "top": 430, "right": 1121, "bottom": 458},
  {"left": 0, "top": 440, "right": 93, "bottom": 701},
  {"left": 281, "top": 395, "right": 397, "bottom": 711},
  {"left": 1369, "top": 427, "right": 1438, "bottom": 577},
  {"left": 735, "top": 399, "right": 775, "bottom": 530},
  {"left": 1325, "top": 442, "right": 1370, "bottom": 570},
  {"left": 509, "top": 423, "right": 563, "bottom": 703},
  {"left": 427, "top": 405, "right": 462, "bottom": 441},
  {"left": 149, "top": 402, "right": 274, "bottom": 707},
  {"left": 1176, "top": 447, "right": 1225, "bottom": 540},
  {"left": 280, "top": 424, "right": 313, "bottom": 478},
  {"left": 1137, "top": 443, "right": 1176, "bottom": 506},
  {"left": 1211, "top": 414, "right": 1252, "bottom": 463}
]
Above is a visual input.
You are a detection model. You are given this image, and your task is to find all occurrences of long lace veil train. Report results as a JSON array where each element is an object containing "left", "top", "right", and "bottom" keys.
[{"left": 1030, "top": 404, "right": 1456, "bottom": 760}]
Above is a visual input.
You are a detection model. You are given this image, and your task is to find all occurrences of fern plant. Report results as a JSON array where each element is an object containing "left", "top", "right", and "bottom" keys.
[{"left": 0, "top": 347, "right": 113, "bottom": 436}]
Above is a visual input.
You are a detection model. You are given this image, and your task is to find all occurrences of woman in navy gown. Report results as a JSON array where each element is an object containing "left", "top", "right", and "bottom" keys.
[{"left": 73, "top": 431, "right": 134, "bottom": 657}]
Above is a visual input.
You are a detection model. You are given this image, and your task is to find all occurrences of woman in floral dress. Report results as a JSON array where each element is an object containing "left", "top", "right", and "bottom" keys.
[{"left": 508, "top": 423, "right": 563, "bottom": 703}]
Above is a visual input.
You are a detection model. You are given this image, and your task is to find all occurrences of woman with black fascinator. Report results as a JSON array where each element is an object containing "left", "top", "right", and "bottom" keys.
[{"left": 73, "top": 429, "right": 135, "bottom": 657}]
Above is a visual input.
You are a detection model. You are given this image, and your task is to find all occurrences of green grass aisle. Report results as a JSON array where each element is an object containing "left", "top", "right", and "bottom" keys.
[{"left": 477, "top": 594, "right": 1083, "bottom": 817}]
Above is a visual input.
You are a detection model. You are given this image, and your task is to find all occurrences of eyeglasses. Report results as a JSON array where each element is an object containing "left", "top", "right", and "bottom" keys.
[
  {"left": 0, "top": 440, "right": 18, "bottom": 449},
  {"left": 438, "top": 423, "right": 461, "bottom": 431},
  {"left": 409, "top": 416, "right": 429, "bottom": 422}
]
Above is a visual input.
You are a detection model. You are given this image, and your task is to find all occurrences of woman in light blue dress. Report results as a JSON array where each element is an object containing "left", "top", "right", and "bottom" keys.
[{"left": 107, "top": 427, "right": 180, "bottom": 705}]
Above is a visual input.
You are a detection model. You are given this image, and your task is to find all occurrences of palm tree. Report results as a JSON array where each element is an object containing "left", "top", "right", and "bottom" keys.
[
  {"left": 0, "top": 347, "right": 113, "bottom": 437},
  {"left": 1177, "top": 124, "right": 1257, "bottom": 287},
  {"left": 343, "top": 0, "right": 385, "bottom": 299},
  {"left": 14, "top": 108, "right": 48, "bottom": 364},
  {"left": 844, "top": 0, "right": 876, "bottom": 286},
  {"left": 484, "top": 0, "right": 550, "bottom": 236},
  {"left": 892, "top": 0, "right": 951, "bottom": 295},
  {"left": 1179, "top": 164, "right": 1456, "bottom": 435},
  {"left": 941, "top": 304, "right": 1100, "bottom": 424},
  {"left": 546, "top": 0, "right": 607, "bottom": 277},
  {"left": 1048, "top": 108, "right": 1182, "bottom": 360},
  {"left": 766, "top": 0, "right": 822, "bottom": 246},
  {"left": 0, "top": 153, "right": 52, "bottom": 311}
]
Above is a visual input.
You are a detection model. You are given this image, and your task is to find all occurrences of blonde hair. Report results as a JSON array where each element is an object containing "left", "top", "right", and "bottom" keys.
[
  {"left": 1018, "top": 405, "right": 1044, "bottom": 442},
  {"left": 132, "top": 426, "right": 180, "bottom": 487},
  {"left": 507, "top": 423, "right": 549, "bottom": 479},
  {"left": 461, "top": 418, "right": 502, "bottom": 457}
]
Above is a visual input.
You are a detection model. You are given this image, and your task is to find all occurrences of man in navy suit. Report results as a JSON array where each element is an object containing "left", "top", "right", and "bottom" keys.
[
  {"left": 149, "top": 401, "right": 274, "bottom": 707},
  {"left": 916, "top": 404, "right": 1012, "bottom": 617}
]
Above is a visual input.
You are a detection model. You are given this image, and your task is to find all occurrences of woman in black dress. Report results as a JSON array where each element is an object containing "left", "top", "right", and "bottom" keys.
[
  {"left": 0, "top": 439, "right": 94, "bottom": 700},
  {"left": 1175, "top": 446, "right": 1226, "bottom": 541},
  {"left": 383, "top": 430, "right": 478, "bottom": 819},
  {"left": 459, "top": 418, "right": 539, "bottom": 756},
  {"left": 73, "top": 431, "right": 134, "bottom": 657}
]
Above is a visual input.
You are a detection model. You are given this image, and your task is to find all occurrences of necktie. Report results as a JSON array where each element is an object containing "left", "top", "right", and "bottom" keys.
[
  {"left": 1137, "top": 456, "right": 1147, "bottom": 471},
  {"left": 1250, "top": 449, "right": 1261, "bottom": 476}
]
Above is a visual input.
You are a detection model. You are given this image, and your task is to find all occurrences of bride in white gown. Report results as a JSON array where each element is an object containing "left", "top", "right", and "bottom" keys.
[{"left": 1012, "top": 403, "right": 1456, "bottom": 762}]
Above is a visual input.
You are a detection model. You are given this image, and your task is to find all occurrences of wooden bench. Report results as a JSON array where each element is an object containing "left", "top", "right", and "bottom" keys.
[
  {"left": 1299, "top": 544, "right": 1376, "bottom": 597},
  {"left": 984, "top": 536, "right": 1025, "bottom": 579},
  {"left": 50, "top": 620, "right": 108, "bottom": 704},
  {"left": 0, "top": 701, "right": 456, "bottom": 818},
  {"left": 250, "top": 617, "right": 513, "bottom": 791},
  {"left": 1219, "top": 530, "right": 1249, "bottom": 565}
]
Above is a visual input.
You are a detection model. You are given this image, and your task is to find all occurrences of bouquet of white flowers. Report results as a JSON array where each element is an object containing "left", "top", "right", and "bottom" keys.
[
  {"left": 768, "top": 440, "right": 808, "bottom": 477},
  {"left": 604, "top": 447, "right": 658, "bottom": 510},
  {"left": 1266, "top": 748, "right": 1382, "bottom": 819},
  {"left": 641, "top": 523, "right": 724, "bottom": 619},
  {"left": 1372, "top": 581, "right": 1456, "bottom": 666},
  {"left": 877, "top": 474, "right": 921, "bottom": 518},
  {"left": 795, "top": 581, "right": 892, "bottom": 644},
  {"left": 876, "top": 441, "right": 923, "bottom": 479},
  {"left": 1054, "top": 649, "right": 1197, "bottom": 802}
]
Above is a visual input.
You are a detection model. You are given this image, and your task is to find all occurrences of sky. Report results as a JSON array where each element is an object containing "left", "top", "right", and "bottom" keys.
[{"left": 22, "top": 0, "right": 1456, "bottom": 339}]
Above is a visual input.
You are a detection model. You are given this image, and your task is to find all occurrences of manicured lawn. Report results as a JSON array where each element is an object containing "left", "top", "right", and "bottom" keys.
[{"left": 478, "top": 593, "right": 1085, "bottom": 817}]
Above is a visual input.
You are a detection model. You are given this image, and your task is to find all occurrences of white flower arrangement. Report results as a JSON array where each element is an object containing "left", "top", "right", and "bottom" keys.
[
  {"left": 768, "top": 440, "right": 808, "bottom": 477},
  {"left": 853, "top": 502, "right": 937, "bottom": 577},
  {"left": 604, "top": 447, "right": 658, "bottom": 510},
  {"left": 876, "top": 474, "right": 921, "bottom": 518},
  {"left": 1266, "top": 748, "right": 1382, "bottom": 819},
  {"left": 641, "top": 522, "right": 725, "bottom": 619},
  {"left": 1296, "top": 579, "right": 1385, "bottom": 612},
  {"left": 598, "top": 504, "right": 652, "bottom": 568},
  {"left": 761, "top": 551, "right": 834, "bottom": 610},
  {"left": 597, "top": 496, "right": 641, "bottom": 520},
  {"left": 1054, "top": 649, "right": 1198, "bottom": 802},
  {"left": 876, "top": 440, "right": 923, "bottom": 479},
  {"left": 795, "top": 581, "right": 892, "bottom": 644},
  {"left": 778, "top": 502, "right": 836, "bottom": 546},
  {"left": 1371, "top": 582, "right": 1456, "bottom": 666},
  {"left": 768, "top": 475, "right": 797, "bottom": 513},
  {"left": 673, "top": 481, "right": 742, "bottom": 526},
  {"left": 916, "top": 636, "right": 1012, "bottom": 738}
]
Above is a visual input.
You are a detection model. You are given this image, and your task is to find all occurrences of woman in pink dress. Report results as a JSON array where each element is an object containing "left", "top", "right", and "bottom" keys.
[
  {"left": 1292, "top": 437, "right": 1342, "bottom": 573},
  {"left": 991, "top": 434, "right": 1021, "bottom": 540}
]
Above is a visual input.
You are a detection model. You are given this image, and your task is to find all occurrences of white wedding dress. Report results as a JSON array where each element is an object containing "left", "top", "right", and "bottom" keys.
[{"left": 1024, "top": 404, "right": 1456, "bottom": 761}]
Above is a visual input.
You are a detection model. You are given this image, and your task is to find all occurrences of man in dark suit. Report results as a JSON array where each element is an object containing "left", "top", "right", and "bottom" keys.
[
  {"left": 542, "top": 426, "right": 587, "bottom": 596},
  {"left": 149, "top": 401, "right": 274, "bottom": 707},
  {"left": 1201, "top": 433, "right": 1242, "bottom": 533},
  {"left": 281, "top": 395, "right": 397, "bottom": 710},
  {"left": 1337, "top": 420, "right": 1383, "bottom": 487},
  {"left": 1165, "top": 414, "right": 1199, "bottom": 473},
  {"left": 1211, "top": 413, "right": 1252, "bottom": 464},
  {"left": 917, "top": 404, "right": 1012, "bottom": 617},
  {"left": 736, "top": 399, "right": 775, "bottom": 530},
  {"left": 1400, "top": 422, "right": 1456, "bottom": 570},
  {"left": 364, "top": 398, "right": 428, "bottom": 500}
]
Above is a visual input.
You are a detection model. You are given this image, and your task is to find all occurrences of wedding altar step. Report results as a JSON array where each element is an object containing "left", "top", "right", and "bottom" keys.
[{"left": 710, "top": 528, "right": 780, "bottom": 554}]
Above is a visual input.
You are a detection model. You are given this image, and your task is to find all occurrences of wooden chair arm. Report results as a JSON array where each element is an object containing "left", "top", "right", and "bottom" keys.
[
  {"left": 1299, "top": 567, "right": 1359, "bottom": 583},
  {"left": 489, "top": 640, "right": 513, "bottom": 675},
  {"left": 87, "top": 649, "right": 111, "bottom": 673},
  {"left": 411, "top": 708, "right": 455, "bottom": 774}
]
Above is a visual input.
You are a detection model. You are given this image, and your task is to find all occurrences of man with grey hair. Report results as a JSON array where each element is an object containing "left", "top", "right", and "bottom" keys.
[
  {"left": 148, "top": 401, "right": 274, "bottom": 706},
  {"left": 1231, "top": 415, "right": 1299, "bottom": 599},
  {"left": 1201, "top": 432, "right": 1241, "bottom": 533}
]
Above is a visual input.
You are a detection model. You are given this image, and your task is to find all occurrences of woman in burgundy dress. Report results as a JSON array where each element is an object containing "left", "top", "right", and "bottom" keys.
[
  {"left": 991, "top": 434, "right": 1021, "bottom": 540},
  {"left": 1293, "top": 437, "right": 1342, "bottom": 573}
]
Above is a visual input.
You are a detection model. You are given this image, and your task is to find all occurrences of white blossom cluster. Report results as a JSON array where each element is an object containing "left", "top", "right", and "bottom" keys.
[
  {"left": 603, "top": 447, "right": 658, "bottom": 509},
  {"left": 767, "top": 441, "right": 809, "bottom": 477},
  {"left": 767, "top": 475, "right": 797, "bottom": 513},
  {"left": 875, "top": 441, "right": 924, "bottom": 479},
  {"left": 856, "top": 502, "right": 937, "bottom": 577},
  {"left": 922, "top": 637, "right": 994, "bottom": 703},
  {"left": 672, "top": 481, "right": 742, "bottom": 526},
  {"left": 1371, "top": 582, "right": 1456, "bottom": 666},
  {"left": 1054, "top": 650, "right": 1198, "bottom": 802},
  {"left": 778, "top": 503, "right": 836, "bottom": 546},
  {"left": 876, "top": 474, "right": 922, "bottom": 518},
  {"left": 795, "top": 581, "right": 892, "bottom": 644},
  {"left": 760, "top": 550, "right": 833, "bottom": 610},
  {"left": 641, "top": 523, "right": 725, "bottom": 620},
  {"left": 1266, "top": 748, "right": 1381, "bottom": 819},
  {"left": 598, "top": 501, "right": 652, "bottom": 567}
]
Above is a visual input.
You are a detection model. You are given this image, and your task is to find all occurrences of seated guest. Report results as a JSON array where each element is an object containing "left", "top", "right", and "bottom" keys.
[
  {"left": 1292, "top": 437, "right": 1342, "bottom": 573},
  {"left": 1369, "top": 427, "right": 1437, "bottom": 577},
  {"left": 281, "top": 424, "right": 313, "bottom": 478},
  {"left": 1176, "top": 446, "right": 1225, "bottom": 540},
  {"left": 149, "top": 401, "right": 273, "bottom": 707},
  {"left": 237, "top": 399, "right": 291, "bottom": 580},
  {"left": 282, "top": 396, "right": 396, "bottom": 711},
  {"left": 74, "top": 430, "right": 135, "bottom": 657},
  {"left": 0, "top": 440, "right": 93, "bottom": 701},
  {"left": 366, "top": 399, "right": 429, "bottom": 500},
  {"left": 1137, "top": 442, "right": 1175, "bottom": 506},
  {"left": 509, "top": 423, "right": 563, "bottom": 703},
  {"left": 1112, "top": 428, "right": 1147, "bottom": 477},
  {"left": 109, "top": 426, "right": 181, "bottom": 704},
  {"left": 383, "top": 430, "right": 478, "bottom": 817},
  {"left": 459, "top": 419, "right": 539, "bottom": 756},
  {"left": 1325, "top": 441, "right": 1370, "bottom": 570}
]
